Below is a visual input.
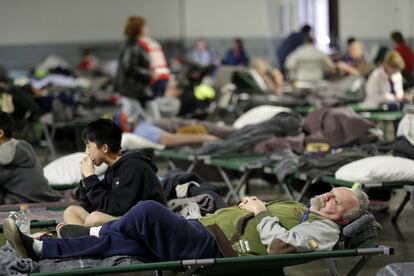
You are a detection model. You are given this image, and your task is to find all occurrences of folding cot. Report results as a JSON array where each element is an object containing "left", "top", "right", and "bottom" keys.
[
  {"left": 392, "top": 185, "right": 414, "bottom": 223},
  {"left": 0, "top": 220, "right": 57, "bottom": 234},
  {"left": 154, "top": 148, "right": 202, "bottom": 173},
  {"left": 49, "top": 183, "right": 79, "bottom": 190},
  {"left": 29, "top": 240, "right": 393, "bottom": 276},
  {"left": 293, "top": 104, "right": 404, "bottom": 117},
  {"left": 40, "top": 113, "right": 93, "bottom": 161},
  {"left": 202, "top": 153, "right": 266, "bottom": 203},
  {"left": 155, "top": 149, "right": 267, "bottom": 203},
  {"left": 0, "top": 201, "right": 70, "bottom": 233}
]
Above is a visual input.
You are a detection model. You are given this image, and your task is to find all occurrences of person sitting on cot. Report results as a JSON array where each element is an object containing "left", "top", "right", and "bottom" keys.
[
  {"left": 62, "top": 118, "right": 166, "bottom": 227},
  {"left": 0, "top": 111, "right": 63, "bottom": 204},
  {"left": 4, "top": 187, "right": 368, "bottom": 262}
]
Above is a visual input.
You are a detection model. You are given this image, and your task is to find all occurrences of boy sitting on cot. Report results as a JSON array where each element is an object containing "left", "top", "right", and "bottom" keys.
[{"left": 62, "top": 118, "right": 166, "bottom": 227}]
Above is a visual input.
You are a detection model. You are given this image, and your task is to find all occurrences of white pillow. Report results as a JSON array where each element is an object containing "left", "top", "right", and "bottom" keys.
[
  {"left": 335, "top": 156, "right": 414, "bottom": 183},
  {"left": 121, "top": 133, "right": 165, "bottom": 150},
  {"left": 44, "top": 152, "right": 107, "bottom": 185},
  {"left": 232, "top": 105, "right": 291, "bottom": 129}
]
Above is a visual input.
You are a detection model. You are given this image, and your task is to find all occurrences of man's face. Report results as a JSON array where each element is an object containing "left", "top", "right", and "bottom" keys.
[
  {"left": 384, "top": 65, "right": 400, "bottom": 76},
  {"left": 310, "top": 187, "right": 358, "bottom": 224},
  {"left": 85, "top": 140, "right": 106, "bottom": 166}
]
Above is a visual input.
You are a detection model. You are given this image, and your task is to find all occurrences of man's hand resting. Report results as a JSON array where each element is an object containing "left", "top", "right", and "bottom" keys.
[{"left": 238, "top": 196, "right": 266, "bottom": 216}]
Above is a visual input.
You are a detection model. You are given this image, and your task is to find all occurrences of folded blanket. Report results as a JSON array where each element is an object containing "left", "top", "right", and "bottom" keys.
[
  {"left": 168, "top": 194, "right": 215, "bottom": 219},
  {"left": 0, "top": 244, "right": 143, "bottom": 274},
  {"left": 0, "top": 243, "right": 38, "bottom": 274}
]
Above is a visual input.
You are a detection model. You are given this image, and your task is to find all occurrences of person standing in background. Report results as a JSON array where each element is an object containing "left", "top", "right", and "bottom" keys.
[
  {"left": 277, "top": 25, "right": 312, "bottom": 76},
  {"left": 140, "top": 34, "right": 171, "bottom": 97},
  {"left": 114, "top": 16, "right": 153, "bottom": 126}
]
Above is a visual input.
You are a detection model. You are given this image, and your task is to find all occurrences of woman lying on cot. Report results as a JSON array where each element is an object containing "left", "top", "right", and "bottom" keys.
[{"left": 4, "top": 187, "right": 370, "bottom": 262}]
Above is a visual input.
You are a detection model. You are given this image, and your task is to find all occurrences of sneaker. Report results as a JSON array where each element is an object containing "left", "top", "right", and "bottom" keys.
[
  {"left": 3, "top": 218, "right": 37, "bottom": 259},
  {"left": 57, "top": 223, "right": 90, "bottom": 238}
]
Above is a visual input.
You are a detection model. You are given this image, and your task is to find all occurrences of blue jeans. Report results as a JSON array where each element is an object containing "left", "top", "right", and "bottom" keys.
[{"left": 41, "top": 201, "right": 222, "bottom": 261}]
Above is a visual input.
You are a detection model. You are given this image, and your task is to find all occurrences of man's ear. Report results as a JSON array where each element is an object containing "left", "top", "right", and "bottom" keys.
[
  {"left": 0, "top": 129, "right": 4, "bottom": 139},
  {"left": 102, "top": 144, "right": 109, "bottom": 154}
]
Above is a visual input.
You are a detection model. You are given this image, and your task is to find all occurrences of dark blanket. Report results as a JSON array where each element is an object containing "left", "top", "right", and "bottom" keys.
[
  {"left": 303, "top": 107, "right": 375, "bottom": 148},
  {"left": 195, "top": 112, "right": 303, "bottom": 155},
  {"left": 161, "top": 170, "right": 228, "bottom": 209}
]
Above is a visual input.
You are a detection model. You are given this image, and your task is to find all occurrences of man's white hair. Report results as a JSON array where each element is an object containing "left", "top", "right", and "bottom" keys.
[{"left": 342, "top": 188, "right": 369, "bottom": 222}]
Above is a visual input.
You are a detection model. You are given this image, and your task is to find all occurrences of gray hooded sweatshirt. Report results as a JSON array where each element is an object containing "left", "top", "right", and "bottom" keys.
[{"left": 0, "top": 139, "right": 62, "bottom": 204}]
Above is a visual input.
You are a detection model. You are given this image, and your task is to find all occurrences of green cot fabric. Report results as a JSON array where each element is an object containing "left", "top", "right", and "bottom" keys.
[{"left": 199, "top": 200, "right": 323, "bottom": 256}]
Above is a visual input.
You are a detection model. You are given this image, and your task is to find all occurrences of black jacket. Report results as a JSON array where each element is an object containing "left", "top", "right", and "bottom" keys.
[
  {"left": 78, "top": 150, "right": 166, "bottom": 216},
  {"left": 114, "top": 38, "right": 153, "bottom": 101}
]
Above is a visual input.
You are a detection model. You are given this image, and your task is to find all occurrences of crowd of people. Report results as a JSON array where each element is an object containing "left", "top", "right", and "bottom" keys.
[{"left": 1, "top": 15, "right": 413, "bottom": 274}]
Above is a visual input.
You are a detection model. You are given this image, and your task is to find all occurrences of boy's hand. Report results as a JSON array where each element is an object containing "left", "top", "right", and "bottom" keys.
[
  {"left": 80, "top": 155, "right": 95, "bottom": 178},
  {"left": 238, "top": 196, "right": 266, "bottom": 216}
]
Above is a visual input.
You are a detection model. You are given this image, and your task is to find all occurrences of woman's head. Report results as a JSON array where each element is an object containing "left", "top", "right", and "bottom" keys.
[
  {"left": 348, "top": 41, "right": 365, "bottom": 60},
  {"left": 383, "top": 51, "right": 405, "bottom": 75},
  {"left": 124, "top": 16, "right": 147, "bottom": 39}
]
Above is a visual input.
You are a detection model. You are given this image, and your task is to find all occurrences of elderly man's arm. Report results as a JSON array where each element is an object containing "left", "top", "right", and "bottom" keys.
[
  {"left": 256, "top": 213, "right": 341, "bottom": 254},
  {"left": 239, "top": 196, "right": 341, "bottom": 254}
]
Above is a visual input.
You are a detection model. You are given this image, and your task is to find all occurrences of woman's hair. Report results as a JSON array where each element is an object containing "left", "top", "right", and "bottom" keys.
[
  {"left": 384, "top": 51, "right": 405, "bottom": 70},
  {"left": 124, "top": 16, "right": 146, "bottom": 39}
]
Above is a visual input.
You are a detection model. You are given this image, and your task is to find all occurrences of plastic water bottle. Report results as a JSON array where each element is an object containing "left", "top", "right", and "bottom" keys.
[
  {"left": 8, "top": 204, "right": 31, "bottom": 235},
  {"left": 18, "top": 204, "right": 31, "bottom": 235}
]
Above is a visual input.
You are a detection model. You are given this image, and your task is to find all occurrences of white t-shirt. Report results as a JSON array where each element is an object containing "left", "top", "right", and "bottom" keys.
[
  {"left": 361, "top": 66, "right": 403, "bottom": 108},
  {"left": 285, "top": 44, "right": 334, "bottom": 81}
]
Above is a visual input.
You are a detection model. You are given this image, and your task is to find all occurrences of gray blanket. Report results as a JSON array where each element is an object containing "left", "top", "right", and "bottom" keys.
[
  {"left": 0, "top": 243, "right": 38, "bottom": 275},
  {"left": 0, "top": 244, "right": 143, "bottom": 275}
]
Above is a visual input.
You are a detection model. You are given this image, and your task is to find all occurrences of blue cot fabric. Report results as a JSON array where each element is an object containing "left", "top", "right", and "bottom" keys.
[
  {"left": 40, "top": 201, "right": 222, "bottom": 261},
  {"left": 133, "top": 122, "right": 163, "bottom": 144}
]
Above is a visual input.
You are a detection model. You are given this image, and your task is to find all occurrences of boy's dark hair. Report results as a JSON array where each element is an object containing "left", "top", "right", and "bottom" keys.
[
  {"left": 82, "top": 119, "right": 122, "bottom": 153},
  {"left": 0, "top": 111, "right": 13, "bottom": 138}
]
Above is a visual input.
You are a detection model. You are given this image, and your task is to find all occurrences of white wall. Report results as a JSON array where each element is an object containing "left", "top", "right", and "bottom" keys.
[
  {"left": 0, "top": 0, "right": 287, "bottom": 46},
  {"left": 183, "top": 0, "right": 274, "bottom": 38},
  {"left": 339, "top": 0, "right": 414, "bottom": 41},
  {"left": 0, "top": 0, "right": 182, "bottom": 45}
]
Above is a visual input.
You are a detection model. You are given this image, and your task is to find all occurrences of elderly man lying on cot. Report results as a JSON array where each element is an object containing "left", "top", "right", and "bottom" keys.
[{"left": 4, "top": 187, "right": 368, "bottom": 261}]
